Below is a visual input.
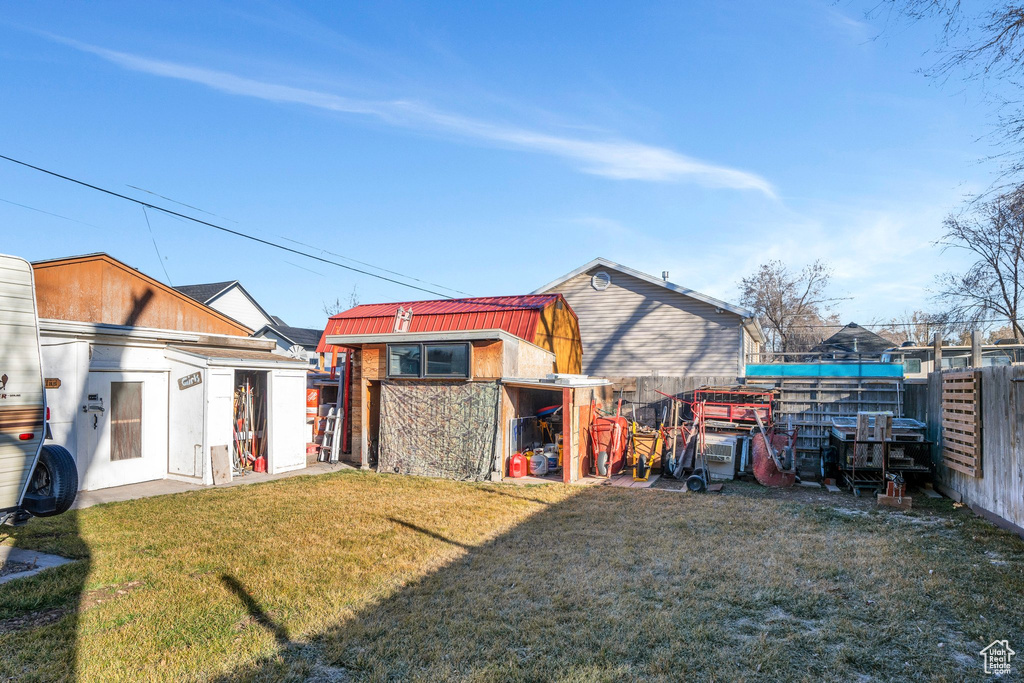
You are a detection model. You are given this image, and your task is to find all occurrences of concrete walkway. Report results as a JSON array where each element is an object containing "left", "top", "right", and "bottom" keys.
[{"left": 72, "top": 461, "right": 354, "bottom": 510}]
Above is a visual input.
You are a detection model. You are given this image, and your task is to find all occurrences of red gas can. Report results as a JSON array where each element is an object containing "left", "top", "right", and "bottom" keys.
[
  {"left": 253, "top": 455, "right": 267, "bottom": 473},
  {"left": 508, "top": 452, "right": 527, "bottom": 478}
]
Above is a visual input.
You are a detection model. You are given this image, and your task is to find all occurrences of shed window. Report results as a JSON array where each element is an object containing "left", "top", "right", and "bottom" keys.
[
  {"left": 110, "top": 381, "right": 142, "bottom": 461},
  {"left": 386, "top": 343, "right": 470, "bottom": 379},
  {"left": 387, "top": 344, "right": 421, "bottom": 377},
  {"left": 903, "top": 358, "right": 922, "bottom": 374},
  {"left": 425, "top": 344, "right": 469, "bottom": 377}
]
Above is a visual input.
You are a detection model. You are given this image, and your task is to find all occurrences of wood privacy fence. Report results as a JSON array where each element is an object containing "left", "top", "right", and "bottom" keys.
[
  {"left": 605, "top": 375, "right": 737, "bottom": 425},
  {"left": 745, "top": 376, "right": 904, "bottom": 477},
  {"left": 911, "top": 365, "right": 1024, "bottom": 534}
]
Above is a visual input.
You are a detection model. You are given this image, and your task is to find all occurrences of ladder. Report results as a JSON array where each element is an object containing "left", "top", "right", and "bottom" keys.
[{"left": 318, "top": 408, "right": 341, "bottom": 464}]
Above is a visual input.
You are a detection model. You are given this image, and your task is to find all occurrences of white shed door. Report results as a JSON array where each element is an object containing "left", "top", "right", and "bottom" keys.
[
  {"left": 269, "top": 371, "right": 307, "bottom": 473},
  {"left": 80, "top": 371, "right": 167, "bottom": 490}
]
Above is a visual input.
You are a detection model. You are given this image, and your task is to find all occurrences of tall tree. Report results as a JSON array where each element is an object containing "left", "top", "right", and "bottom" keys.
[
  {"left": 738, "top": 260, "right": 838, "bottom": 354},
  {"left": 934, "top": 189, "right": 1024, "bottom": 340}
]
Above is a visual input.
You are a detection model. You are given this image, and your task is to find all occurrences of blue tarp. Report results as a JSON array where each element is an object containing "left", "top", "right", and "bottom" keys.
[{"left": 745, "top": 363, "right": 904, "bottom": 378}]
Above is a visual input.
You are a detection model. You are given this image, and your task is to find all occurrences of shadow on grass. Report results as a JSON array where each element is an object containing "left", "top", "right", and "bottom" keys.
[
  {"left": 221, "top": 574, "right": 291, "bottom": 648},
  {"left": 0, "top": 511, "right": 90, "bottom": 681},
  {"left": 386, "top": 517, "right": 473, "bottom": 550}
]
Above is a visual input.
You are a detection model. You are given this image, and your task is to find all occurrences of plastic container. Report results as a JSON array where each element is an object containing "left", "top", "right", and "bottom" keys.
[
  {"left": 508, "top": 452, "right": 527, "bottom": 478},
  {"left": 529, "top": 453, "right": 549, "bottom": 476}
]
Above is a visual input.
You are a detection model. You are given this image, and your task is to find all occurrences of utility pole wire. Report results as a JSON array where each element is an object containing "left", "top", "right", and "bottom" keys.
[
  {"left": 0, "top": 154, "right": 457, "bottom": 299},
  {"left": 141, "top": 206, "right": 173, "bottom": 286}
]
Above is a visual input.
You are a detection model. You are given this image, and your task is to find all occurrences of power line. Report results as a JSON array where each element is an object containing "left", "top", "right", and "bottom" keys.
[
  {"left": 141, "top": 206, "right": 173, "bottom": 286},
  {"left": 0, "top": 195, "right": 106, "bottom": 230},
  {"left": 0, "top": 154, "right": 458, "bottom": 299},
  {"left": 126, "top": 184, "right": 239, "bottom": 223}
]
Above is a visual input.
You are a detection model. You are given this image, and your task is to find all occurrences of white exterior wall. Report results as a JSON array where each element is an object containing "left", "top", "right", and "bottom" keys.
[
  {"left": 42, "top": 336, "right": 170, "bottom": 491},
  {"left": 208, "top": 286, "right": 273, "bottom": 331},
  {"left": 544, "top": 268, "right": 745, "bottom": 377}
]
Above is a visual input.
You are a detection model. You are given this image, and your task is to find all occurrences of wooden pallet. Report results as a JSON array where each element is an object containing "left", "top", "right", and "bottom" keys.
[{"left": 941, "top": 371, "right": 982, "bottom": 477}]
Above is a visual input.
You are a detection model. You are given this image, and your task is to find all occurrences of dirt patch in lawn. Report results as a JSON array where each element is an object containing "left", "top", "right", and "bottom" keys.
[
  {"left": 0, "top": 580, "right": 143, "bottom": 635},
  {"left": 0, "top": 559, "right": 38, "bottom": 578}
]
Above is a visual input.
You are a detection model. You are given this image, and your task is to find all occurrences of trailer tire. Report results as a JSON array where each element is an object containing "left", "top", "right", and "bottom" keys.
[{"left": 28, "top": 445, "right": 78, "bottom": 516}]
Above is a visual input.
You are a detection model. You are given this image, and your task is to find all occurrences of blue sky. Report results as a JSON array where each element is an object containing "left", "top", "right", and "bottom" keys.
[{"left": 0, "top": 1, "right": 1001, "bottom": 330}]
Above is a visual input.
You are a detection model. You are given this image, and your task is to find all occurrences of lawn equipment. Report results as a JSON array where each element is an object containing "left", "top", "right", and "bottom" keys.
[
  {"left": 751, "top": 411, "right": 797, "bottom": 487},
  {"left": 630, "top": 406, "right": 667, "bottom": 481},
  {"left": 589, "top": 397, "right": 627, "bottom": 476}
]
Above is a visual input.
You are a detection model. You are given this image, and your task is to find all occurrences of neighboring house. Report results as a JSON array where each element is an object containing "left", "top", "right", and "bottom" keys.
[
  {"left": 883, "top": 340, "right": 1024, "bottom": 381},
  {"left": 174, "top": 280, "right": 276, "bottom": 331},
  {"left": 31, "top": 254, "right": 308, "bottom": 492},
  {"left": 534, "top": 258, "right": 764, "bottom": 378},
  {"left": 253, "top": 323, "right": 325, "bottom": 367},
  {"left": 810, "top": 323, "right": 893, "bottom": 360},
  {"left": 321, "top": 295, "right": 608, "bottom": 483}
]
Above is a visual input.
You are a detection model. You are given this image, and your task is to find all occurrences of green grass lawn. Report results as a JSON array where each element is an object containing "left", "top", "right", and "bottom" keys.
[{"left": 1, "top": 470, "right": 1022, "bottom": 682}]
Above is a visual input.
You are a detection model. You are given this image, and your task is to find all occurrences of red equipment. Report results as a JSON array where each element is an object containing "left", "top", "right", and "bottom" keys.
[
  {"left": 589, "top": 416, "right": 627, "bottom": 476},
  {"left": 752, "top": 430, "right": 796, "bottom": 487},
  {"left": 693, "top": 388, "right": 772, "bottom": 425},
  {"left": 508, "top": 452, "right": 527, "bottom": 478},
  {"left": 253, "top": 455, "right": 267, "bottom": 473}
]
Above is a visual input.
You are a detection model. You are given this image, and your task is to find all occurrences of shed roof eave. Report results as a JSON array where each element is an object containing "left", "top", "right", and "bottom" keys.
[{"left": 326, "top": 328, "right": 519, "bottom": 347}]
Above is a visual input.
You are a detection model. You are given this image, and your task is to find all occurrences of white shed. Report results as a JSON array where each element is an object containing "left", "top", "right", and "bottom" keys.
[{"left": 40, "top": 320, "right": 309, "bottom": 491}]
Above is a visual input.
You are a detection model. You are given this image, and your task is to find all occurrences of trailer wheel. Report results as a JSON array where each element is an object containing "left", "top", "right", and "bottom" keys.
[{"left": 28, "top": 445, "right": 78, "bottom": 516}]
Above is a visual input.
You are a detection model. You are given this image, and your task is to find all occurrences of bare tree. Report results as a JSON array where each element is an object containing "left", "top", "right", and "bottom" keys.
[
  {"left": 738, "top": 260, "right": 841, "bottom": 354},
  {"left": 871, "top": 2, "right": 1024, "bottom": 180},
  {"left": 322, "top": 285, "right": 361, "bottom": 317},
  {"left": 875, "top": 309, "right": 943, "bottom": 345},
  {"left": 934, "top": 189, "right": 1024, "bottom": 340}
]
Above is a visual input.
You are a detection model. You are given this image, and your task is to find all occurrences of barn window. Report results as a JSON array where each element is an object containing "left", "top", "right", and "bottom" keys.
[
  {"left": 424, "top": 344, "right": 470, "bottom": 377},
  {"left": 387, "top": 343, "right": 470, "bottom": 378},
  {"left": 110, "top": 381, "right": 142, "bottom": 461},
  {"left": 388, "top": 344, "right": 422, "bottom": 377}
]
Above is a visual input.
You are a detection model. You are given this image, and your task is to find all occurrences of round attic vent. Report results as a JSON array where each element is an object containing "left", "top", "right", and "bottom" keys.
[{"left": 591, "top": 271, "right": 611, "bottom": 291}]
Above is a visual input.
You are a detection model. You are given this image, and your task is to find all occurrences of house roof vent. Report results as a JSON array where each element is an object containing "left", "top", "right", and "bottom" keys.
[{"left": 591, "top": 271, "right": 611, "bottom": 291}]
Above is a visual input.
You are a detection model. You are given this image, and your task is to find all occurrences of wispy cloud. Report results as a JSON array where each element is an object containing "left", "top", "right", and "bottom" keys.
[{"left": 59, "top": 38, "right": 776, "bottom": 197}]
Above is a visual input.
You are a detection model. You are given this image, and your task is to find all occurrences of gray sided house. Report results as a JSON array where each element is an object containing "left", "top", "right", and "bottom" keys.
[{"left": 535, "top": 258, "right": 764, "bottom": 378}]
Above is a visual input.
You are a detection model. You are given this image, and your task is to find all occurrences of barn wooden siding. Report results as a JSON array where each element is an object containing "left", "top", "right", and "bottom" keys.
[
  {"left": 532, "top": 298, "right": 582, "bottom": 374},
  {"left": 544, "top": 268, "right": 745, "bottom": 377},
  {"left": 910, "top": 365, "right": 1024, "bottom": 535}
]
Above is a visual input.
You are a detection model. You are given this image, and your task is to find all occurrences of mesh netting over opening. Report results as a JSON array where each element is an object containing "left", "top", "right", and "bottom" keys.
[{"left": 378, "top": 380, "right": 500, "bottom": 481}]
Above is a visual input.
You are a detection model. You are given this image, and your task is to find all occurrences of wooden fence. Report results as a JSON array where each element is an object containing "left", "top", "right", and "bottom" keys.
[
  {"left": 745, "top": 376, "right": 904, "bottom": 477},
  {"left": 912, "top": 364, "right": 1024, "bottom": 535},
  {"left": 604, "top": 375, "right": 737, "bottom": 425}
]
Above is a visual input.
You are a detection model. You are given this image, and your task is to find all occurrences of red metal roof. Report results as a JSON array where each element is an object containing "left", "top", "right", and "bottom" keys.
[{"left": 316, "top": 295, "right": 567, "bottom": 353}]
